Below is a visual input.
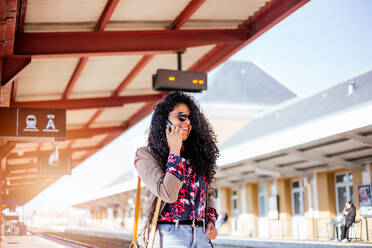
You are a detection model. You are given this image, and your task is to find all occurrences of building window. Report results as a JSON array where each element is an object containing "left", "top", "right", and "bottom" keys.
[
  {"left": 258, "top": 185, "right": 267, "bottom": 217},
  {"left": 335, "top": 172, "right": 353, "bottom": 214},
  {"left": 291, "top": 180, "right": 304, "bottom": 216}
]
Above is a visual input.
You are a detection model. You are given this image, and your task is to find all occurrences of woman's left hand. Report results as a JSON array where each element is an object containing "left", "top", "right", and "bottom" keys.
[{"left": 206, "top": 221, "right": 217, "bottom": 239}]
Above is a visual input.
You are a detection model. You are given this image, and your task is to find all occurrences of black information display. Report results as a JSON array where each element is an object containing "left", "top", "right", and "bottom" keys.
[
  {"left": 153, "top": 69, "right": 207, "bottom": 92},
  {"left": 0, "top": 107, "right": 66, "bottom": 140}
]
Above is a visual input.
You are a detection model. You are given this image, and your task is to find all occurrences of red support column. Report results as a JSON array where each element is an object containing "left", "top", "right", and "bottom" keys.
[
  {"left": 0, "top": 164, "right": 2, "bottom": 242},
  {"left": 0, "top": 145, "right": 7, "bottom": 242}
]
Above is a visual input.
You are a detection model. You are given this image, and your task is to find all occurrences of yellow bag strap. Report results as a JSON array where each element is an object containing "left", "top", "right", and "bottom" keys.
[
  {"left": 148, "top": 197, "right": 162, "bottom": 248},
  {"left": 132, "top": 176, "right": 142, "bottom": 244},
  {"left": 131, "top": 176, "right": 162, "bottom": 248}
]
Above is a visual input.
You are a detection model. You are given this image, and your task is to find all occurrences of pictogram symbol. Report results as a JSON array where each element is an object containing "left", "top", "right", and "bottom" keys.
[{"left": 24, "top": 115, "right": 39, "bottom": 132}]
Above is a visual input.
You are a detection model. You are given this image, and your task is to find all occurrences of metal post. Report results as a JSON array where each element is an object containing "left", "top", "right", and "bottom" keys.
[
  {"left": 366, "top": 217, "right": 369, "bottom": 242},
  {"left": 177, "top": 51, "right": 183, "bottom": 71}
]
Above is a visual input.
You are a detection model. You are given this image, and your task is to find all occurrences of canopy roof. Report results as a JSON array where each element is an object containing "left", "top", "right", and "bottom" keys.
[{"left": 0, "top": 0, "right": 310, "bottom": 206}]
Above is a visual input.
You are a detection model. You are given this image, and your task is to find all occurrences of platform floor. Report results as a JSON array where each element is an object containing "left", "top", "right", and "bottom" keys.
[
  {"left": 0, "top": 235, "right": 67, "bottom": 248},
  {"left": 65, "top": 226, "right": 372, "bottom": 247}
]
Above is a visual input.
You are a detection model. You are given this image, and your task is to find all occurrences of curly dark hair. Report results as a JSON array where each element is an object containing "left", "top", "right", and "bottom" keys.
[{"left": 148, "top": 91, "right": 219, "bottom": 183}]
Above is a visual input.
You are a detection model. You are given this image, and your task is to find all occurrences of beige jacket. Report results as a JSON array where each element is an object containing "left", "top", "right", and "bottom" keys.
[{"left": 134, "top": 146, "right": 218, "bottom": 245}]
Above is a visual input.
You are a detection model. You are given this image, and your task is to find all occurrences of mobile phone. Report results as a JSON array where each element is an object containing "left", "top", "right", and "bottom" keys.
[{"left": 166, "top": 120, "right": 173, "bottom": 132}]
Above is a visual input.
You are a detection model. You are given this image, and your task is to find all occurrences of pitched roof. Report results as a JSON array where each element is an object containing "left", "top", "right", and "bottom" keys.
[
  {"left": 221, "top": 68, "right": 372, "bottom": 149},
  {"left": 198, "top": 60, "right": 296, "bottom": 105}
]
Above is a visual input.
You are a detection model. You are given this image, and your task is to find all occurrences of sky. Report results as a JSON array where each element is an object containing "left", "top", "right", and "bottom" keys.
[
  {"left": 23, "top": 0, "right": 372, "bottom": 214},
  {"left": 230, "top": 0, "right": 372, "bottom": 97}
]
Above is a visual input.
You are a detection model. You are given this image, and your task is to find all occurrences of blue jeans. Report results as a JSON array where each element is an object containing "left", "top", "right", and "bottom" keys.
[{"left": 158, "top": 224, "right": 213, "bottom": 248}]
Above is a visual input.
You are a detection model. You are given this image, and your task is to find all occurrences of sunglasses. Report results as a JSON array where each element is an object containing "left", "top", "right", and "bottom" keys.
[{"left": 170, "top": 112, "right": 190, "bottom": 122}]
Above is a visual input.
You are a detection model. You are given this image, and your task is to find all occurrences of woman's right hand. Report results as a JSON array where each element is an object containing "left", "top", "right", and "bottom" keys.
[{"left": 166, "top": 124, "right": 183, "bottom": 155}]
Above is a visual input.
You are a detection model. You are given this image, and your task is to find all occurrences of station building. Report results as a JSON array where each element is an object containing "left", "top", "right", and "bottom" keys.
[
  {"left": 215, "top": 68, "right": 372, "bottom": 240},
  {"left": 72, "top": 66, "right": 372, "bottom": 241}
]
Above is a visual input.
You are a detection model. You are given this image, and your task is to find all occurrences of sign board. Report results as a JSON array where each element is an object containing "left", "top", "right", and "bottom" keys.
[
  {"left": 358, "top": 184, "right": 372, "bottom": 217},
  {"left": 153, "top": 69, "right": 207, "bottom": 92},
  {"left": 38, "top": 152, "right": 71, "bottom": 175},
  {"left": 0, "top": 107, "right": 66, "bottom": 141}
]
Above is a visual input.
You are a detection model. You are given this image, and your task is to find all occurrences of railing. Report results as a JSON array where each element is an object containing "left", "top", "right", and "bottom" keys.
[{"left": 226, "top": 216, "right": 372, "bottom": 241}]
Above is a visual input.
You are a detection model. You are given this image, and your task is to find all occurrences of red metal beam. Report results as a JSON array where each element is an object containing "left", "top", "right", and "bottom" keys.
[
  {"left": 113, "top": 55, "right": 154, "bottom": 96},
  {"left": 5, "top": 172, "right": 39, "bottom": 179},
  {"left": 1, "top": 56, "right": 31, "bottom": 86},
  {"left": 188, "top": 42, "right": 241, "bottom": 72},
  {"left": 14, "top": 29, "right": 248, "bottom": 57},
  {"left": 169, "top": 0, "right": 206, "bottom": 30},
  {"left": 189, "top": 0, "right": 310, "bottom": 72},
  {"left": 112, "top": 0, "right": 207, "bottom": 97},
  {"left": 62, "top": 57, "right": 89, "bottom": 99},
  {"left": 6, "top": 163, "right": 37, "bottom": 173},
  {"left": 62, "top": 0, "right": 120, "bottom": 100},
  {"left": 73, "top": 0, "right": 206, "bottom": 134},
  {"left": 13, "top": 93, "right": 164, "bottom": 110},
  {"left": 0, "top": 144, "right": 15, "bottom": 159},
  {"left": 95, "top": 0, "right": 120, "bottom": 32},
  {"left": 100, "top": 95, "right": 165, "bottom": 147},
  {"left": 86, "top": 110, "right": 104, "bottom": 128}
]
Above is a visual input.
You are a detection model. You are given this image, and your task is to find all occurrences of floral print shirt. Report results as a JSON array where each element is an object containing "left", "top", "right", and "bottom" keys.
[{"left": 158, "top": 154, "right": 218, "bottom": 225}]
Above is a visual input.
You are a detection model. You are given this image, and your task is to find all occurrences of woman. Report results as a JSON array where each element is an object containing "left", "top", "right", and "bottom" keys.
[
  {"left": 341, "top": 201, "right": 356, "bottom": 242},
  {"left": 135, "top": 92, "right": 219, "bottom": 248}
]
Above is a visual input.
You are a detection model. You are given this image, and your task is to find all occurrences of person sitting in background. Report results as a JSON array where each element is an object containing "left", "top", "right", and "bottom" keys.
[{"left": 341, "top": 201, "right": 356, "bottom": 242}]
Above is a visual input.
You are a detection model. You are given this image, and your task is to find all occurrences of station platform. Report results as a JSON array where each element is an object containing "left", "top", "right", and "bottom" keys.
[
  {"left": 64, "top": 226, "right": 372, "bottom": 248},
  {"left": 0, "top": 235, "right": 66, "bottom": 248}
]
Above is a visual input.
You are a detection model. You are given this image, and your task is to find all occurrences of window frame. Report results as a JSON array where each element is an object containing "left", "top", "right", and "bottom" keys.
[
  {"left": 258, "top": 184, "right": 268, "bottom": 217},
  {"left": 291, "top": 179, "right": 305, "bottom": 216}
]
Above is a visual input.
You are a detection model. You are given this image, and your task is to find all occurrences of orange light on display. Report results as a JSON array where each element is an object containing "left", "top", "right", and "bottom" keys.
[{"left": 153, "top": 69, "right": 207, "bottom": 92}]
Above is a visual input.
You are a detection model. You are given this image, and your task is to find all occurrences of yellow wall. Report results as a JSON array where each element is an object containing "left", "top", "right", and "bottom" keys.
[
  {"left": 241, "top": 183, "right": 258, "bottom": 237},
  {"left": 316, "top": 172, "right": 336, "bottom": 239}
]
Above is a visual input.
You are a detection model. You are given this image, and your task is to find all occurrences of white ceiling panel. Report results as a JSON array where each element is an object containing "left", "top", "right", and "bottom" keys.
[
  {"left": 66, "top": 109, "right": 98, "bottom": 126},
  {"left": 25, "top": 0, "right": 106, "bottom": 23},
  {"left": 111, "top": 0, "right": 189, "bottom": 21},
  {"left": 70, "top": 55, "right": 143, "bottom": 99},
  {"left": 190, "top": 0, "right": 268, "bottom": 21},
  {"left": 16, "top": 58, "right": 79, "bottom": 101},
  {"left": 91, "top": 103, "right": 146, "bottom": 128}
]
